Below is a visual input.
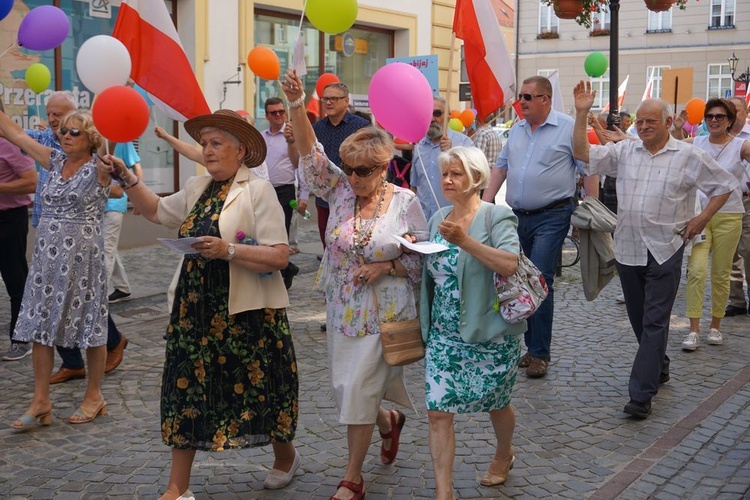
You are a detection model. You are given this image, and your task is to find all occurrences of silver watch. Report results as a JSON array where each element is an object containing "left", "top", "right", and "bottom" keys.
[{"left": 227, "top": 243, "right": 236, "bottom": 261}]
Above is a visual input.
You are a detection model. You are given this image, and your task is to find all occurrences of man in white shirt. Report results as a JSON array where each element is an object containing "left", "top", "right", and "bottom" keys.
[{"left": 572, "top": 81, "right": 737, "bottom": 419}]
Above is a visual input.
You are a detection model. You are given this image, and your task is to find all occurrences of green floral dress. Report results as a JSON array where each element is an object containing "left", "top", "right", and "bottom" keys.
[
  {"left": 424, "top": 234, "right": 521, "bottom": 413},
  {"left": 161, "top": 178, "right": 298, "bottom": 451}
]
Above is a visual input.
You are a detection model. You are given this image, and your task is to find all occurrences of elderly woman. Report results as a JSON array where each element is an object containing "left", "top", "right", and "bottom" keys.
[
  {"left": 281, "top": 69, "right": 427, "bottom": 500},
  {"left": 676, "top": 99, "right": 750, "bottom": 350},
  {"left": 102, "top": 110, "right": 299, "bottom": 500},
  {"left": 0, "top": 110, "right": 110, "bottom": 428},
  {"left": 422, "top": 147, "right": 525, "bottom": 499}
]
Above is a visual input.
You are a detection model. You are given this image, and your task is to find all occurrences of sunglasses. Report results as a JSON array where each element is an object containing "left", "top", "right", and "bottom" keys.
[
  {"left": 321, "top": 96, "right": 346, "bottom": 104},
  {"left": 59, "top": 127, "right": 82, "bottom": 137},
  {"left": 267, "top": 109, "right": 286, "bottom": 116},
  {"left": 704, "top": 113, "right": 727, "bottom": 121},
  {"left": 341, "top": 163, "right": 383, "bottom": 178},
  {"left": 432, "top": 109, "right": 444, "bottom": 117},
  {"left": 518, "top": 93, "right": 549, "bottom": 102}
]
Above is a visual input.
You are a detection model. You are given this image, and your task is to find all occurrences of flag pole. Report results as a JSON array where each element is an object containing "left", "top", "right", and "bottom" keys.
[{"left": 443, "top": 31, "right": 457, "bottom": 137}]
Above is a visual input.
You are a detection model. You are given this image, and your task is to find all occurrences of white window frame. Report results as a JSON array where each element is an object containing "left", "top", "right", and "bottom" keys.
[
  {"left": 646, "top": 66, "right": 670, "bottom": 99},
  {"left": 647, "top": 9, "right": 672, "bottom": 32},
  {"left": 709, "top": 0, "right": 735, "bottom": 28},
  {"left": 706, "top": 63, "right": 733, "bottom": 99},
  {"left": 590, "top": 7, "right": 610, "bottom": 33},
  {"left": 538, "top": 69, "right": 558, "bottom": 78},
  {"left": 591, "top": 70, "right": 610, "bottom": 110},
  {"left": 538, "top": 4, "right": 559, "bottom": 34}
]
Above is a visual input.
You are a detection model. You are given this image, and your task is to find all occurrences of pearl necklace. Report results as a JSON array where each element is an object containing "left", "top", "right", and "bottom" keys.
[{"left": 353, "top": 179, "right": 388, "bottom": 256}]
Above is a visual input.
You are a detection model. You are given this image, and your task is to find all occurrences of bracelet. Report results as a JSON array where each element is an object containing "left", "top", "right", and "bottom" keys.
[
  {"left": 123, "top": 177, "right": 141, "bottom": 190},
  {"left": 389, "top": 260, "right": 397, "bottom": 276},
  {"left": 289, "top": 92, "right": 306, "bottom": 109}
]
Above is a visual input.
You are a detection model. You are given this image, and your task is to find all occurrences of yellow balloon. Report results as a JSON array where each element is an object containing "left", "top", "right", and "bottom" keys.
[
  {"left": 307, "top": 0, "right": 357, "bottom": 34},
  {"left": 448, "top": 117, "right": 464, "bottom": 132},
  {"left": 25, "top": 63, "right": 51, "bottom": 94}
]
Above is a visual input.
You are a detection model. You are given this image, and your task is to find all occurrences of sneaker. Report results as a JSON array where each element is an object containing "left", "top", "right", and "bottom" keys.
[
  {"left": 2, "top": 343, "right": 32, "bottom": 361},
  {"left": 707, "top": 328, "right": 723, "bottom": 345},
  {"left": 681, "top": 331, "right": 699, "bottom": 351},
  {"left": 108, "top": 289, "right": 132, "bottom": 303}
]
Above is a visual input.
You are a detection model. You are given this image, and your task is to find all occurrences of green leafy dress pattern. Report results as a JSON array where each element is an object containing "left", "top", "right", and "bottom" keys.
[
  {"left": 425, "top": 234, "right": 521, "bottom": 413},
  {"left": 161, "top": 178, "right": 298, "bottom": 451}
]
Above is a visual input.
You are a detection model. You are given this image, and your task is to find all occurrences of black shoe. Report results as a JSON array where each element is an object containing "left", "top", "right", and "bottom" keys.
[
  {"left": 659, "top": 373, "right": 670, "bottom": 384},
  {"left": 108, "top": 289, "right": 132, "bottom": 303},
  {"left": 724, "top": 305, "right": 748, "bottom": 317},
  {"left": 282, "top": 263, "right": 299, "bottom": 289},
  {"left": 624, "top": 400, "right": 651, "bottom": 419}
]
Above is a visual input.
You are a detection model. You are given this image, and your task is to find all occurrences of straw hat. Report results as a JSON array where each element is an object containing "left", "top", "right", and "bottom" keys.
[{"left": 184, "top": 109, "right": 267, "bottom": 168}]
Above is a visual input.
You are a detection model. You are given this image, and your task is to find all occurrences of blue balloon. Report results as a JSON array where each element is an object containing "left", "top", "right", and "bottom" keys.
[
  {"left": 133, "top": 84, "right": 154, "bottom": 106},
  {"left": 0, "top": 0, "right": 13, "bottom": 22}
]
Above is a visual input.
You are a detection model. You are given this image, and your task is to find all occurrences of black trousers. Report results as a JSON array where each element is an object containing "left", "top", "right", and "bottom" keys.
[
  {"left": 0, "top": 206, "right": 29, "bottom": 342},
  {"left": 616, "top": 246, "right": 684, "bottom": 404},
  {"left": 274, "top": 184, "right": 296, "bottom": 235}
]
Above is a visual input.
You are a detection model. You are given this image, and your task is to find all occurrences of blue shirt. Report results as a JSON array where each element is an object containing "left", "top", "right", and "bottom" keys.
[
  {"left": 410, "top": 129, "right": 474, "bottom": 220},
  {"left": 496, "top": 110, "right": 584, "bottom": 211},
  {"left": 106, "top": 142, "right": 141, "bottom": 213},
  {"left": 25, "top": 129, "right": 61, "bottom": 227},
  {"left": 312, "top": 112, "right": 370, "bottom": 208}
]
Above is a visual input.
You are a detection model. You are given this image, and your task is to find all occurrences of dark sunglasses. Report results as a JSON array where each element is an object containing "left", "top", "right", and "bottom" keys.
[
  {"left": 267, "top": 109, "right": 286, "bottom": 116},
  {"left": 342, "top": 163, "right": 382, "bottom": 178},
  {"left": 432, "top": 109, "right": 444, "bottom": 117},
  {"left": 704, "top": 113, "right": 727, "bottom": 121},
  {"left": 59, "top": 127, "right": 82, "bottom": 137},
  {"left": 518, "top": 93, "right": 549, "bottom": 102}
]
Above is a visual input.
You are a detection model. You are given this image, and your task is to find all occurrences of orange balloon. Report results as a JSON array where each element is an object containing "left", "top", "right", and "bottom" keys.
[
  {"left": 247, "top": 46, "right": 280, "bottom": 80},
  {"left": 685, "top": 98, "right": 706, "bottom": 125},
  {"left": 587, "top": 128, "right": 600, "bottom": 145},
  {"left": 459, "top": 109, "right": 476, "bottom": 128},
  {"left": 316, "top": 73, "right": 340, "bottom": 97},
  {"left": 449, "top": 109, "right": 461, "bottom": 119}
]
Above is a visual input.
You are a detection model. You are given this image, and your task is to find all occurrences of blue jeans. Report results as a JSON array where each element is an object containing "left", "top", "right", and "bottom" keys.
[
  {"left": 514, "top": 204, "right": 574, "bottom": 360},
  {"left": 57, "top": 314, "right": 122, "bottom": 369}
]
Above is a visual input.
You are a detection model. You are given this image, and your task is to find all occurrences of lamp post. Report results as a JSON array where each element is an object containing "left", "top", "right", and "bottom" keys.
[
  {"left": 728, "top": 52, "right": 750, "bottom": 97},
  {"left": 606, "top": 0, "right": 621, "bottom": 130}
]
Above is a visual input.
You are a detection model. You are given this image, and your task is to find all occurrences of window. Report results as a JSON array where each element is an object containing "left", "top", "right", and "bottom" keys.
[
  {"left": 590, "top": 7, "right": 610, "bottom": 34},
  {"left": 707, "top": 64, "right": 733, "bottom": 99},
  {"left": 709, "top": 0, "right": 735, "bottom": 28},
  {"left": 538, "top": 4, "right": 559, "bottom": 35},
  {"left": 591, "top": 71, "right": 610, "bottom": 110},
  {"left": 646, "top": 66, "right": 670, "bottom": 99},
  {"left": 647, "top": 10, "right": 672, "bottom": 32},
  {"left": 538, "top": 69, "right": 558, "bottom": 78}
]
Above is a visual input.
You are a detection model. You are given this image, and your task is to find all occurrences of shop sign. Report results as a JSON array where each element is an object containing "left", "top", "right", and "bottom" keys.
[{"left": 386, "top": 55, "right": 439, "bottom": 97}]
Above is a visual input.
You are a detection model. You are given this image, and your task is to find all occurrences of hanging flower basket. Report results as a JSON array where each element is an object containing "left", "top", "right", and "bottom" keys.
[
  {"left": 553, "top": 0, "right": 584, "bottom": 19},
  {"left": 645, "top": 0, "right": 676, "bottom": 12}
]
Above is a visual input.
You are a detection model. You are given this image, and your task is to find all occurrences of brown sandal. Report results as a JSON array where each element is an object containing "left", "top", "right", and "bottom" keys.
[
  {"left": 380, "top": 410, "right": 406, "bottom": 465},
  {"left": 330, "top": 477, "right": 365, "bottom": 500}
]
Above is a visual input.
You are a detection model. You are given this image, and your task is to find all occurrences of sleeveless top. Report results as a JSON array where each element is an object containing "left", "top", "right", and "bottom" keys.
[{"left": 694, "top": 135, "right": 746, "bottom": 214}]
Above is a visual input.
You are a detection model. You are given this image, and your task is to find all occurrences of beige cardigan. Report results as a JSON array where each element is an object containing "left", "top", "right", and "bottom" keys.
[{"left": 158, "top": 166, "right": 290, "bottom": 315}]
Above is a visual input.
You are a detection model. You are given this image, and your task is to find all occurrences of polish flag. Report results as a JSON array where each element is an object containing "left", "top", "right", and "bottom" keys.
[
  {"left": 602, "top": 75, "right": 629, "bottom": 112},
  {"left": 453, "top": 0, "right": 515, "bottom": 122},
  {"left": 548, "top": 70, "right": 565, "bottom": 113},
  {"left": 642, "top": 73, "right": 654, "bottom": 102},
  {"left": 113, "top": 0, "right": 211, "bottom": 122}
]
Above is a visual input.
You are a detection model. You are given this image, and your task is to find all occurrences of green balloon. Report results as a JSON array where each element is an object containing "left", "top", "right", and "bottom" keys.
[
  {"left": 307, "top": 0, "right": 358, "bottom": 34},
  {"left": 584, "top": 52, "right": 608, "bottom": 78},
  {"left": 25, "top": 63, "right": 51, "bottom": 94}
]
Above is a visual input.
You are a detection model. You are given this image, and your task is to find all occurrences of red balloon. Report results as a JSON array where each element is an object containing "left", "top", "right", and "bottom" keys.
[
  {"left": 316, "top": 73, "right": 340, "bottom": 98},
  {"left": 587, "top": 127, "right": 600, "bottom": 145},
  {"left": 236, "top": 109, "right": 250, "bottom": 117},
  {"left": 92, "top": 86, "right": 149, "bottom": 142}
]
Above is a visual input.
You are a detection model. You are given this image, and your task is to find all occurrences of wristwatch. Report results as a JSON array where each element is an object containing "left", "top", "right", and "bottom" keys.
[
  {"left": 389, "top": 260, "right": 397, "bottom": 276},
  {"left": 227, "top": 243, "right": 236, "bottom": 261}
]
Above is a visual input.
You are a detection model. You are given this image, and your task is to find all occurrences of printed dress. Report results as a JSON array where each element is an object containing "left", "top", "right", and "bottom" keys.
[
  {"left": 424, "top": 233, "right": 521, "bottom": 413},
  {"left": 161, "top": 178, "right": 298, "bottom": 451},
  {"left": 13, "top": 150, "right": 108, "bottom": 348}
]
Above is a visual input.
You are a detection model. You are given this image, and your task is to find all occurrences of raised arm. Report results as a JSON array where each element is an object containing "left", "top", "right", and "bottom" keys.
[
  {"left": 98, "top": 154, "right": 161, "bottom": 223},
  {"left": 155, "top": 125, "right": 204, "bottom": 164},
  {"left": 0, "top": 111, "right": 52, "bottom": 168},
  {"left": 572, "top": 80, "right": 596, "bottom": 164},
  {"left": 281, "top": 69, "right": 316, "bottom": 157}
]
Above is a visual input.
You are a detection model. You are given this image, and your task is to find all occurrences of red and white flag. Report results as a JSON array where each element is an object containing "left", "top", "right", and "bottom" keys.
[
  {"left": 113, "top": 0, "right": 210, "bottom": 122},
  {"left": 602, "top": 75, "right": 629, "bottom": 112},
  {"left": 642, "top": 73, "right": 654, "bottom": 102},
  {"left": 453, "top": 0, "right": 515, "bottom": 122}
]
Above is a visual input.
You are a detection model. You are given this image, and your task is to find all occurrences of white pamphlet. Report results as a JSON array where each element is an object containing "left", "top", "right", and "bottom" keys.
[
  {"left": 392, "top": 234, "right": 448, "bottom": 254},
  {"left": 157, "top": 237, "right": 203, "bottom": 254}
]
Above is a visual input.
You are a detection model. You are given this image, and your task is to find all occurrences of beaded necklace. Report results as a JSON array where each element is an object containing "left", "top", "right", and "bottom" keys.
[{"left": 352, "top": 179, "right": 388, "bottom": 256}]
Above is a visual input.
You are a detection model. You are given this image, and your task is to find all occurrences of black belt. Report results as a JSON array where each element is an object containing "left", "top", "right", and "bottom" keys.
[{"left": 513, "top": 197, "right": 575, "bottom": 216}]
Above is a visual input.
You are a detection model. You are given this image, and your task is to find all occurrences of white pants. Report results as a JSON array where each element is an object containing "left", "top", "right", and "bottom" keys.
[{"left": 103, "top": 211, "right": 130, "bottom": 294}]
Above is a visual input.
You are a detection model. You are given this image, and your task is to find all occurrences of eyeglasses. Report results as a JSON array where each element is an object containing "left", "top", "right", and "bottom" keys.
[
  {"left": 59, "top": 127, "right": 82, "bottom": 137},
  {"left": 704, "top": 113, "right": 727, "bottom": 121},
  {"left": 267, "top": 109, "right": 286, "bottom": 117},
  {"left": 321, "top": 96, "right": 346, "bottom": 104},
  {"left": 341, "top": 163, "right": 383, "bottom": 178},
  {"left": 518, "top": 93, "right": 549, "bottom": 102},
  {"left": 432, "top": 109, "right": 444, "bottom": 118}
]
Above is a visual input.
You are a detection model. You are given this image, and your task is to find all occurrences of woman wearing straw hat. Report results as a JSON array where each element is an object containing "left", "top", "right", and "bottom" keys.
[{"left": 100, "top": 109, "right": 300, "bottom": 499}]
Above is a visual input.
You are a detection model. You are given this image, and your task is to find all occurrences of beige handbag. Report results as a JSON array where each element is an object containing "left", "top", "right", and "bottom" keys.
[{"left": 372, "top": 285, "right": 424, "bottom": 367}]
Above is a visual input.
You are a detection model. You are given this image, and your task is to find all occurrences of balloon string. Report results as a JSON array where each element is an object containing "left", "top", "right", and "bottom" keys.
[
  {"left": 298, "top": 0, "right": 307, "bottom": 31},
  {"left": 415, "top": 150, "right": 445, "bottom": 222},
  {"left": 35, "top": 101, "right": 41, "bottom": 129},
  {"left": 0, "top": 41, "right": 17, "bottom": 60}
]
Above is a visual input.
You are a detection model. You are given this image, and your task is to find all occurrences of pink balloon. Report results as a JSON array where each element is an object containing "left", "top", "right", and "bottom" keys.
[
  {"left": 683, "top": 122, "right": 698, "bottom": 136},
  {"left": 368, "top": 63, "right": 433, "bottom": 143}
]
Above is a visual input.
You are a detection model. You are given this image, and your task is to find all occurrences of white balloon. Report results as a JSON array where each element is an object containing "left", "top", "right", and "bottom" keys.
[{"left": 76, "top": 35, "right": 131, "bottom": 94}]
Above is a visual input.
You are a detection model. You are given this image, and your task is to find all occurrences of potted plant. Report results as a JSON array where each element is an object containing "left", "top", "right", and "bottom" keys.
[
  {"left": 542, "top": 0, "right": 607, "bottom": 29},
  {"left": 537, "top": 31, "right": 561, "bottom": 39},
  {"left": 645, "top": 0, "right": 690, "bottom": 12}
]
